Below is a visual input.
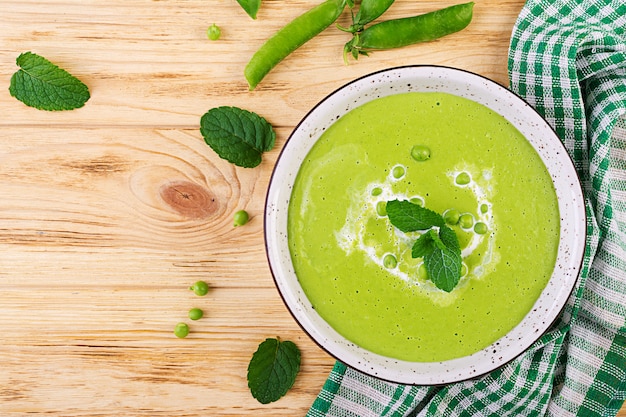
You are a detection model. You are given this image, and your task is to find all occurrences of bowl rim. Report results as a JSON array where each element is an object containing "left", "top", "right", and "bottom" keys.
[{"left": 264, "top": 64, "right": 586, "bottom": 385}]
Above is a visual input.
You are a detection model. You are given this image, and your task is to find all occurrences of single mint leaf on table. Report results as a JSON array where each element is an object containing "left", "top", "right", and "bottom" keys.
[
  {"left": 247, "top": 337, "right": 301, "bottom": 404},
  {"left": 386, "top": 199, "right": 445, "bottom": 232},
  {"left": 200, "top": 106, "right": 276, "bottom": 168},
  {"left": 9, "top": 52, "right": 90, "bottom": 111}
]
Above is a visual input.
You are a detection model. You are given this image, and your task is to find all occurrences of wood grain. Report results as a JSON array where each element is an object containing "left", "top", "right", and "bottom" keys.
[{"left": 0, "top": 1, "right": 623, "bottom": 416}]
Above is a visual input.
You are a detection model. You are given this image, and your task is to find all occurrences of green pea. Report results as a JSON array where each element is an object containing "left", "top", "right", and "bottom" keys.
[
  {"left": 417, "top": 263, "right": 428, "bottom": 280},
  {"left": 174, "top": 322, "right": 189, "bottom": 338},
  {"left": 383, "top": 254, "right": 397, "bottom": 269},
  {"left": 455, "top": 172, "right": 471, "bottom": 185},
  {"left": 480, "top": 203, "right": 489, "bottom": 214},
  {"left": 190, "top": 280, "right": 210, "bottom": 296},
  {"left": 474, "top": 222, "right": 488, "bottom": 235},
  {"left": 345, "top": 2, "right": 474, "bottom": 58},
  {"left": 461, "top": 263, "right": 468, "bottom": 277},
  {"left": 443, "top": 208, "right": 461, "bottom": 225},
  {"left": 410, "top": 145, "right": 431, "bottom": 162},
  {"left": 459, "top": 213, "right": 474, "bottom": 229},
  {"left": 410, "top": 197, "right": 424, "bottom": 207},
  {"left": 233, "top": 209, "right": 249, "bottom": 227},
  {"left": 188, "top": 308, "right": 204, "bottom": 321},
  {"left": 371, "top": 187, "right": 382, "bottom": 196},
  {"left": 207, "top": 23, "right": 221, "bottom": 41},
  {"left": 376, "top": 201, "right": 387, "bottom": 216},
  {"left": 244, "top": 0, "right": 347, "bottom": 90},
  {"left": 392, "top": 165, "right": 405, "bottom": 179}
]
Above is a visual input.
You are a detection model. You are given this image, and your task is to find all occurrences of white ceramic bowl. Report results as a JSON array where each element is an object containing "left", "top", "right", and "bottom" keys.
[{"left": 264, "top": 66, "right": 586, "bottom": 385}]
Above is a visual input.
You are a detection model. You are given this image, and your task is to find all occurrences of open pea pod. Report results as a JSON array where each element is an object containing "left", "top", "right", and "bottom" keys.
[
  {"left": 351, "top": 0, "right": 395, "bottom": 32},
  {"left": 236, "top": 0, "right": 261, "bottom": 19},
  {"left": 345, "top": 2, "right": 474, "bottom": 60}
]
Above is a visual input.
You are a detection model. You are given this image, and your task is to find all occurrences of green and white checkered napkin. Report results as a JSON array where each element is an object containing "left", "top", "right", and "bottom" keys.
[{"left": 307, "top": 0, "right": 626, "bottom": 415}]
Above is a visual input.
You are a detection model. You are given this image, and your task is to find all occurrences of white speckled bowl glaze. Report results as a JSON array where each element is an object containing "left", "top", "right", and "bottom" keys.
[{"left": 264, "top": 66, "right": 586, "bottom": 385}]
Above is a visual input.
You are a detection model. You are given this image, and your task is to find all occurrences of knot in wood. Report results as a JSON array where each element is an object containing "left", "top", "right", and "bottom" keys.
[{"left": 159, "top": 180, "right": 217, "bottom": 220}]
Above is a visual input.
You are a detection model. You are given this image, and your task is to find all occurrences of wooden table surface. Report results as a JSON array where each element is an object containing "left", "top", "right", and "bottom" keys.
[{"left": 0, "top": 1, "right": 624, "bottom": 416}]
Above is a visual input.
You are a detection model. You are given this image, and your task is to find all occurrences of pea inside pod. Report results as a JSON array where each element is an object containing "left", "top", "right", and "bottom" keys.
[
  {"left": 345, "top": 2, "right": 474, "bottom": 59},
  {"left": 349, "top": 0, "right": 395, "bottom": 32}
]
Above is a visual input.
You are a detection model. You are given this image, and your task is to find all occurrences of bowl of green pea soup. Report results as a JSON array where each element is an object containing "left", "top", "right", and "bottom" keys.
[{"left": 264, "top": 65, "right": 586, "bottom": 384}]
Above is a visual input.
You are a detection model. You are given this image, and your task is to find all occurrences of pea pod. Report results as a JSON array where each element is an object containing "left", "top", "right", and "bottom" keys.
[
  {"left": 244, "top": 0, "right": 347, "bottom": 90},
  {"left": 351, "top": 0, "right": 395, "bottom": 32},
  {"left": 345, "top": 2, "right": 474, "bottom": 59},
  {"left": 237, "top": 0, "right": 261, "bottom": 19}
]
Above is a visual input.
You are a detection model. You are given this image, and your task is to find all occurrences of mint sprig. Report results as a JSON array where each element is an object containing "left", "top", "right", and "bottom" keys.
[
  {"left": 9, "top": 52, "right": 90, "bottom": 111},
  {"left": 247, "top": 337, "right": 301, "bottom": 404},
  {"left": 200, "top": 106, "right": 276, "bottom": 168},
  {"left": 386, "top": 199, "right": 462, "bottom": 292}
]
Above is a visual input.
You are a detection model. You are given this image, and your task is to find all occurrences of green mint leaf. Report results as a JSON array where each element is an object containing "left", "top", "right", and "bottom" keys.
[
  {"left": 9, "top": 52, "right": 90, "bottom": 111},
  {"left": 424, "top": 245, "right": 462, "bottom": 292},
  {"left": 386, "top": 199, "right": 445, "bottom": 232},
  {"left": 439, "top": 224, "right": 461, "bottom": 252},
  {"left": 200, "top": 106, "right": 276, "bottom": 168},
  {"left": 411, "top": 229, "right": 436, "bottom": 258},
  {"left": 236, "top": 0, "right": 261, "bottom": 19},
  {"left": 386, "top": 200, "right": 463, "bottom": 291},
  {"left": 247, "top": 337, "right": 301, "bottom": 404}
]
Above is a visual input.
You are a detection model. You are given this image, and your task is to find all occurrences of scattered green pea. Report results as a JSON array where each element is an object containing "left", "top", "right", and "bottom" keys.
[
  {"left": 443, "top": 208, "right": 461, "bottom": 225},
  {"left": 188, "top": 308, "right": 204, "bottom": 321},
  {"left": 409, "top": 197, "right": 424, "bottom": 207},
  {"left": 480, "top": 203, "right": 489, "bottom": 214},
  {"left": 455, "top": 172, "right": 471, "bottom": 185},
  {"left": 461, "top": 263, "right": 468, "bottom": 277},
  {"left": 417, "top": 263, "right": 428, "bottom": 280},
  {"left": 474, "top": 222, "right": 488, "bottom": 235},
  {"left": 207, "top": 23, "right": 221, "bottom": 40},
  {"left": 371, "top": 187, "right": 382, "bottom": 196},
  {"left": 233, "top": 209, "right": 249, "bottom": 227},
  {"left": 190, "top": 280, "right": 210, "bottom": 296},
  {"left": 459, "top": 213, "right": 474, "bottom": 229},
  {"left": 392, "top": 165, "right": 405, "bottom": 179},
  {"left": 376, "top": 201, "right": 387, "bottom": 216},
  {"left": 383, "top": 254, "right": 397, "bottom": 269},
  {"left": 174, "top": 322, "right": 190, "bottom": 338},
  {"left": 410, "top": 145, "right": 431, "bottom": 162}
]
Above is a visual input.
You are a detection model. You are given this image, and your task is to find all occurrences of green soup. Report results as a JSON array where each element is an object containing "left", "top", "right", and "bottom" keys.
[{"left": 288, "top": 92, "right": 559, "bottom": 362}]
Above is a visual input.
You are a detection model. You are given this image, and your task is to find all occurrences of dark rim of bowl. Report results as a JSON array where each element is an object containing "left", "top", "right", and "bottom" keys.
[{"left": 262, "top": 64, "right": 586, "bottom": 385}]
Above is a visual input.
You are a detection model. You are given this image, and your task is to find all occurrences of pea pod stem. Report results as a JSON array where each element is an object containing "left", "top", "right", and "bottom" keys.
[
  {"left": 345, "top": 2, "right": 474, "bottom": 60},
  {"left": 352, "top": 0, "right": 395, "bottom": 32},
  {"left": 244, "top": 0, "right": 347, "bottom": 90}
]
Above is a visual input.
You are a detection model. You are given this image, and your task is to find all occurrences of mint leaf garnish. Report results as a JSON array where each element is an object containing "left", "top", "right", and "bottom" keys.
[
  {"left": 424, "top": 244, "right": 462, "bottom": 292},
  {"left": 9, "top": 52, "right": 90, "bottom": 111},
  {"left": 247, "top": 337, "right": 301, "bottom": 404},
  {"left": 411, "top": 229, "right": 437, "bottom": 258},
  {"left": 439, "top": 224, "right": 461, "bottom": 252},
  {"left": 387, "top": 200, "right": 463, "bottom": 292},
  {"left": 386, "top": 199, "right": 445, "bottom": 232},
  {"left": 200, "top": 106, "right": 276, "bottom": 168}
]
